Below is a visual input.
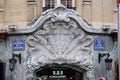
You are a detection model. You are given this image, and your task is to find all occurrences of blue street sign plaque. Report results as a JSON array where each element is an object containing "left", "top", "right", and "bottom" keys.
[
  {"left": 94, "top": 38, "right": 105, "bottom": 51},
  {"left": 12, "top": 38, "right": 25, "bottom": 51}
]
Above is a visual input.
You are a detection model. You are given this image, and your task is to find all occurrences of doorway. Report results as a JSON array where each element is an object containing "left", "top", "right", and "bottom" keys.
[
  {"left": 0, "top": 61, "right": 5, "bottom": 80},
  {"left": 34, "top": 64, "right": 84, "bottom": 80}
]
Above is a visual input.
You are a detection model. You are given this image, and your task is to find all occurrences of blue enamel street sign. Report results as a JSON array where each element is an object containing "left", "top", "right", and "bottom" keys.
[
  {"left": 12, "top": 38, "right": 25, "bottom": 51},
  {"left": 94, "top": 38, "right": 105, "bottom": 51}
]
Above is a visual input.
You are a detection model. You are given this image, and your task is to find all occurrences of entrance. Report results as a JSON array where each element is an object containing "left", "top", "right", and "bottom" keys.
[
  {"left": 34, "top": 65, "right": 84, "bottom": 80},
  {"left": 0, "top": 61, "right": 5, "bottom": 80}
]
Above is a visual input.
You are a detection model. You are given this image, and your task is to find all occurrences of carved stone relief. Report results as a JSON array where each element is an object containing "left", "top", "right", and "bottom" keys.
[
  {"left": 0, "top": 42, "right": 6, "bottom": 61},
  {"left": 26, "top": 19, "right": 94, "bottom": 80},
  {"left": 26, "top": 5, "right": 95, "bottom": 80}
]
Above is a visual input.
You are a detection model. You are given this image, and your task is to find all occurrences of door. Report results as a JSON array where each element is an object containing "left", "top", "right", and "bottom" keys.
[
  {"left": 0, "top": 61, "right": 5, "bottom": 80},
  {"left": 35, "top": 66, "right": 83, "bottom": 80}
]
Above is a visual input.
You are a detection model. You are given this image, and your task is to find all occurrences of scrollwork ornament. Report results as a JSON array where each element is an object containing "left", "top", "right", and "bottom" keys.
[{"left": 26, "top": 17, "right": 95, "bottom": 80}]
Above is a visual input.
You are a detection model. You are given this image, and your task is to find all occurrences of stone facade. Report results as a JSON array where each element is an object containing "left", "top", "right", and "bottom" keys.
[
  {"left": 0, "top": 5, "right": 117, "bottom": 80},
  {"left": 0, "top": 0, "right": 118, "bottom": 30},
  {"left": 26, "top": 13, "right": 94, "bottom": 80}
]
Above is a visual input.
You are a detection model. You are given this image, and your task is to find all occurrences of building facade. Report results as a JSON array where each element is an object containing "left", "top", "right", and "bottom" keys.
[
  {"left": 0, "top": 0, "right": 118, "bottom": 30},
  {"left": 0, "top": 0, "right": 118, "bottom": 80}
]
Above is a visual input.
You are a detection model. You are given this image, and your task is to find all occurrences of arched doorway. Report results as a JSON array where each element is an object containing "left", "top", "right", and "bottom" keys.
[
  {"left": 26, "top": 5, "right": 95, "bottom": 80},
  {"left": 34, "top": 64, "right": 85, "bottom": 80}
]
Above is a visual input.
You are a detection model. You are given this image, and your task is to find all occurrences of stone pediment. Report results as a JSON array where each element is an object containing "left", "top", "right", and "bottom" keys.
[
  {"left": 8, "top": 5, "right": 111, "bottom": 34},
  {"left": 26, "top": 5, "right": 95, "bottom": 80},
  {"left": 31, "top": 5, "right": 91, "bottom": 33}
]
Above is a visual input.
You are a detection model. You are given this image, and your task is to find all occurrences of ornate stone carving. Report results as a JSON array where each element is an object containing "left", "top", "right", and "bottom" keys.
[
  {"left": 25, "top": 5, "right": 95, "bottom": 80},
  {"left": 50, "top": 7, "right": 70, "bottom": 22},
  {"left": 0, "top": 42, "right": 6, "bottom": 60},
  {"left": 26, "top": 18, "right": 95, "bottom": 80}
]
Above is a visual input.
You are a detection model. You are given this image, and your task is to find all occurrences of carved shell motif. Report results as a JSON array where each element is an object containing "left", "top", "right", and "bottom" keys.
[{"left": 27, "top": 20, "right": 93, "bottom": 65}]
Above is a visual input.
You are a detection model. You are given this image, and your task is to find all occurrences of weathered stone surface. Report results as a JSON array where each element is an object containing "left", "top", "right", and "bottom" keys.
[{"left": 26, "top": 6, "right": 94, "bottom": 80}]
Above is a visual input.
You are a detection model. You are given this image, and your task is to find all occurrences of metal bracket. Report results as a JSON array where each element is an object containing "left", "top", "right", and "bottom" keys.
[
  {"left": 98, "top": 53, "right": 109, "bottom": 63},
  {"left": 12, "top": 54, "right": 21, "bottom": 64}
]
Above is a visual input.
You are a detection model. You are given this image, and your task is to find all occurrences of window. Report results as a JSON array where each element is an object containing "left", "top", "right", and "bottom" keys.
[
  {"left": 42, "top": 0, "right": 75, "bottom": 11},
  {"left": 61, "top": 0, "right": 75, "bottom": 10},
  {"left": 117, "top": 0, "right": 120, "bottom": 5},
  {"left": 43, "top": 0, "right": 55, "bottom": 11},
  {"left": 61, "top": 0, "right": 71, "bottom": 8}
]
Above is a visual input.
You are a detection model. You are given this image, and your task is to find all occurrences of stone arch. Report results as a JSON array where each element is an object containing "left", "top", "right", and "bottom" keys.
[
  {"left": 26, "top": 5, "right": 95, "bottom": 80},
  {"left": 26, "top": 20, "right": 95, "bottom": 80},
  {"left": 33, "top": 64, "right": 86, "bottom": 80},
  {"left": 34, "top": 64, "right": 86, "bottom": 73},
  {"left": 8, "top": 5, "right": 111, "bottom": 34}
]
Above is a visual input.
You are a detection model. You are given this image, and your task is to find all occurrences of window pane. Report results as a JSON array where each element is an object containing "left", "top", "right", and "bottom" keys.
[
  {"left": 61, "top": 0, "right": 67, "bottom": 6},
  {"left": 51, "top": 0, "right": 55, "bottom": 7},
  {"left": 61, "top": 0, "right": 73, "bottom": 8},
  {"left": 45, "top": 0, "right": 50, "bottom": 7},
  {"left": 45, "top": 0, "right": 55, "bottom": 7},
  {"left": 43, "top": 0, "right": 55, "bottom": 11},
  {"left": 117, "top": 0, "right": 120, "bottom": 5},
  {"left": 67, "top": 0, "right": 72, "bottom": 8}
]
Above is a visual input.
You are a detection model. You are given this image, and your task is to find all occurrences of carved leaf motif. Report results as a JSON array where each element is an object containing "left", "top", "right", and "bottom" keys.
[
  {"left": 26, "top": 20, "right": 94, "bottom": 80},
  {"left": 26, "top": 6, "right": 95, "bottom": 80},
  {"left": 27, "top": 20, "right": 93, "bottom": 62}
]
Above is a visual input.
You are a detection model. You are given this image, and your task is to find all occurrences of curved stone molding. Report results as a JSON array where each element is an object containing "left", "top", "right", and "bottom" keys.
[
  {"left": 26, "top": 19, "right": 95, "bottom": 80},
  {"left": 8, "top": 5, "right": 111, "bottom": 34},
  {"left": 50, "top": 7, "right": 70, "bottom": 22}
]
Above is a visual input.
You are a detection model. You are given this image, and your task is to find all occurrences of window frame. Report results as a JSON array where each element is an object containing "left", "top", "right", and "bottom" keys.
[
  {"left": 42, "top": 0, "right": 76, "bottom": 11},
  {"left": 43, "top": 0, "right": 55, "bottom": 11}
]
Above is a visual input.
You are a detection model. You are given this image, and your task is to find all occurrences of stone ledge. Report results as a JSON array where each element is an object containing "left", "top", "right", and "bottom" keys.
[{"left": 0, "top": 8, "right": 4, "bottom": 12}]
